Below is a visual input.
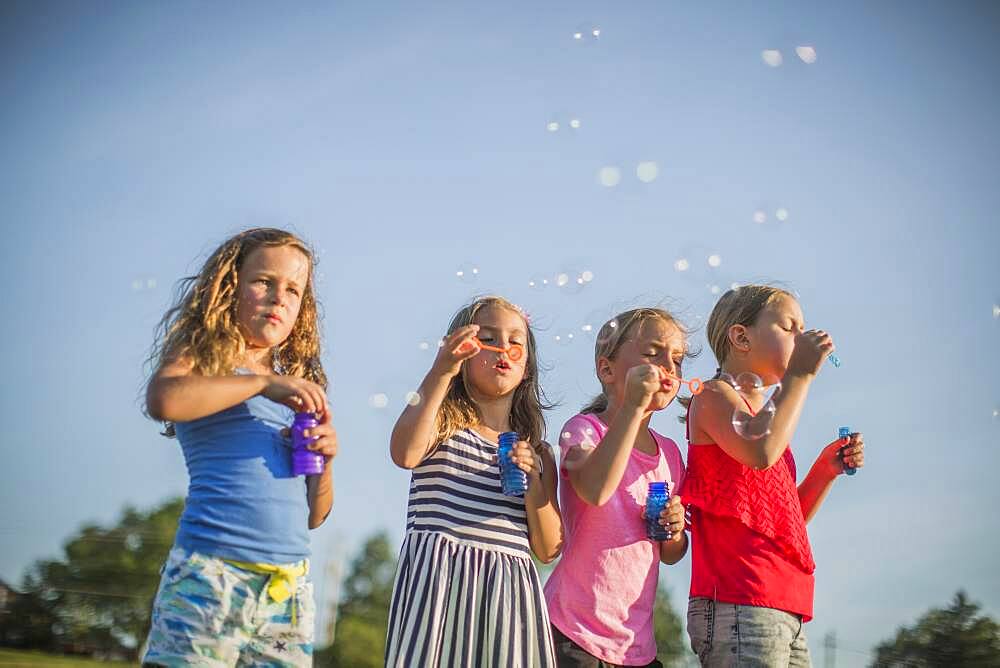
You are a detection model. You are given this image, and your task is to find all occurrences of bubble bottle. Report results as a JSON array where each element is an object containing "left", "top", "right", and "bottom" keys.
[
  {"left": 291, "top": 412, "right": 324, "bottom": 476},
  {"left": 839, "top": 426, "right": 857, "bottom": 476},
  {"left": 498, "top": 431, "right": 527, "bottom": 496},
  {"left": 645, "top": 482, "right": 671, "bottom": 541}
]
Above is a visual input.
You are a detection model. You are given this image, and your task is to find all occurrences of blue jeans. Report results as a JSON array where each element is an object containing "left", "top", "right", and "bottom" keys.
[{"left": 687, "top": 598, "right": 811, "bottom": 667}]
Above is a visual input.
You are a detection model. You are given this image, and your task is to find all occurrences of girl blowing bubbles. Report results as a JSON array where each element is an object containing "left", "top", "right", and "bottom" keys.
[
  {"left": 682, "top": 285, "right": 865, "bottom": 666},
  {"left": 386, "top": 296, "right": 561, "bottom": 668},
  {"left": 142, "top": 228, "right": 337, "bottom": 667},
  {"left": 544, "top": 308, "right": 691, "bottom": 668}
]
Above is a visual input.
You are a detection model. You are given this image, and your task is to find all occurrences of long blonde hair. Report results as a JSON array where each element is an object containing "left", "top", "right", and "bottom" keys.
[
  {"left": 706, "top": 284, "right": 794, "bottom": 366},
  {"left": 145, "top": 228, "right": 327, "bottom": 428},
  {"left": 434, "top": 296, "right": 551, "bottom": 450},
  {"left": 580, "top": 307, "right": 693, "bottom": 415}
]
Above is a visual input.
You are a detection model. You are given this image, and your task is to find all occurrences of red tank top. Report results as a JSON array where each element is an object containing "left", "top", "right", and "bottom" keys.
[{"left": 680, "top": 396, "right": 815, "bottom": 620}]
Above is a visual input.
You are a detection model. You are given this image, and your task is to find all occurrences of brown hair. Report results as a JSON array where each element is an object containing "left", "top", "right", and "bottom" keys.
[
  {"left": 145, "top": 228, "right": 327, "bottom": 431},
  {"left": 434, "top": 296, "right": 551, "bottom": 451},
  {"left": 580, "top": 307, "right": 692, "bottom": 415},
  {"left": 706, "top": 284, "right": 795, "bottom": 366}
]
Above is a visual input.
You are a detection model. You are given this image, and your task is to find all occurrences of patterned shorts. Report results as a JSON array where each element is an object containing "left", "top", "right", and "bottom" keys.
[{"left": 142, "top": 547, "right": 315, "bottom": 667}]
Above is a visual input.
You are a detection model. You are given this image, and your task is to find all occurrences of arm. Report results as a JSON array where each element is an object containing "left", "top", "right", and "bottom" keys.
[
  {"left": 146, "top": 357, "right": 329, "bottom": 422},
  {"left": 516, "top": 443, "right": 563, "bottom": 562},
  {"left": 798, "top": 432, "right": 865, "bottom": 523},
  {"left": 565, "top": 364, "right": 661, "bottom": 506},
  {"left": 690, "top": 331, "right": 832, "bottom": 470},
  {"left": 389, "top": 325, "right": 480, "bottom": 469}
]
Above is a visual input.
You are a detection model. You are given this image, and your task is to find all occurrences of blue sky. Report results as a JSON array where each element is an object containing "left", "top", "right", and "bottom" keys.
[{"left": 1, "top": 1, "right": 998, "bottom": 663}]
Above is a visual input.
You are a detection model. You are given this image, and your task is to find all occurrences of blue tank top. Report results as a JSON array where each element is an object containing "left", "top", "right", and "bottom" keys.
[{"left": 173, "top": 379, "right": 310, "bottom": 564}]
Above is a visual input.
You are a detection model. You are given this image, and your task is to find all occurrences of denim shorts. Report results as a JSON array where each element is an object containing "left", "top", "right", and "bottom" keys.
[
  {"left": 687, "top": 597, "right": 811, "bottom": 667},
  {"left": 142, "top": 547, "right": 314, "bottom": 667}
]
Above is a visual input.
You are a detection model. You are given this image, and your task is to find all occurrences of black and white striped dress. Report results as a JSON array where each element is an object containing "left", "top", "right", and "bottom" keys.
[{"left": 385, "top": 429, "right": 556, "bottom": 668}]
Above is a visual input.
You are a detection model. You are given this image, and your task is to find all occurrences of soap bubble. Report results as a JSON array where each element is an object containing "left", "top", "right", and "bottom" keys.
[
  {"left": 795, "top": 46, "right": 817, "bottom": 64},
  {"left": 730, "top": 373, "right": 781, "bottom": 440},
  {"left": 636, "top": 161, "right": 659, "bottom": 183},
  {"left": 598, "top": 166, "right": 622, "bottom": 187},
  {"left": 368, "top": 393, "right": 389, "bottom": 409},
  {"left": 455, "top": 263, "right": 479, "bottom": 283},
  {"left": 761, "top": 50, "right": 783, "bottom": 67},
  {"left": 776, "top": 208, "right": 789, "bottom": 222},
  {"left": 404, "top": 391, "right": 422, "bottom": 407}
]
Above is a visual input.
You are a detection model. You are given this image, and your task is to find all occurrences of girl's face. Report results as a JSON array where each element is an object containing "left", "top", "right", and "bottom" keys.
[
  {"left": 464, "top": 305, "right": 529, "bottom": 399},
  {"left": 600, "top": 317, "right": 686, "bottom": 411},
  {"left": 235, "top": 244, "right": 311, "bottom": 351},
  {"left": 745, "top": 294, "right": 805, "bottom": 384}
]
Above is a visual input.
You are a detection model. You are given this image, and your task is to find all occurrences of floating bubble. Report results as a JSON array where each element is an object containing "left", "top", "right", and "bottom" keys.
[
  {"left": 598, "top": 166, "right": 622, "bottom": 187},
  {"left": 994, "top": 407, "right": 999, "bottom": 420},
  {"left": 709, "top": 284, "right": 722, "bottom": 295},
  {"left": 592, "top": 27, "right": 601, "bottom": 38},
  {"left": 636, "top": 161, "right": 659, "bottom": 183},
  {"left": 753, "top": 210, "right": 767, "bottom": 224},
  {"left": 405, "top": 391, "right": 422, "bottom": 407},
  {"left": 581, "top": 270, "right": 594, "bottom": 282},
  {"left": 553, "top": 330, "right": 577, "bottom": 346},
  {"left": 573, "top": 31, "right": 583, "bottom": 40},
  {"left": 993, "top": 304, "right": 999, "bottom": 319},
  {"left": 674, "top": 258, "right": 690, "bottom": 272},
  {"left": 418, "top": 341, "right": 431, "bottom": 351},
  {"left": 124, "top": 533, "right": 142, "bottom": 551},
  {"left": 708, "top": 254, "right": 722, "bottom": 268},
  {"left": 528, "top": 272, "right": 550, "bottom": 290},
  {"left": 761, "top": 50, "right": 783, "bottom": 67},
  {"left": 776, "top": 208, "right": 789, "bottom": 222},
  {"left": 546, "top": 121, "right": 560, "bottom": 132},
  {"left": 556, "top": 273, "right": 570, "bottom": 288},
  {"left": 569, "top": 118, "right": 581, "bottom": 129},
  {"left": 368, "top": 393, "right": 389, "bottom": 409},
  {"left": 795, "top": 46, "right": 817, "bottom": 64},
  {"left": 455, "top": 263, "right": 480, "bottom": 283},
  {"left": 131, "top": 276, "right": 158, "bottom": 292},
  {"left": 730, "top": 373, "right": 781, "bottom": 440}
]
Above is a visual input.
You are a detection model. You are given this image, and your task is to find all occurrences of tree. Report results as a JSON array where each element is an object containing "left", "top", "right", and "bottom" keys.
[
  {"left": 654, "top": 583, "right": 690, "bottom": 666},
  {"left": 315, "top": 532, "right": 396, "bottom": 668},
  {"left": 0, "top": 498, "right": 183, "bottom": 660},
  {"left": 871, "top": 590, "right": 1000, "bottom": 667}
]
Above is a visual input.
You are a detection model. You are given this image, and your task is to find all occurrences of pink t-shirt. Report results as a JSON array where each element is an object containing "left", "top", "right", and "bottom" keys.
[{"left": 543, "top": 413, "right": 686, "bottom": 666}]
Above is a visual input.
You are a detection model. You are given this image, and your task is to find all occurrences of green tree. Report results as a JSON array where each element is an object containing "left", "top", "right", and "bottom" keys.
[
  {"left": 871, "top": 590, "right": 1000, "bottom": 667},
  {"left": 1, "top": 498, "right": 182, "bottom": 660},
  {"left": 315, "top": 532, "right": 397, "bottom": 668},
  {"left": 654, "top": 583, "right": 690, "bottom": 666}
]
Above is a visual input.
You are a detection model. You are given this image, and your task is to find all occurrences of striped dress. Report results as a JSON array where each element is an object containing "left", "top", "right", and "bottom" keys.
[{"left": 385, "top": 428, "right": 556, "bottom": 668}]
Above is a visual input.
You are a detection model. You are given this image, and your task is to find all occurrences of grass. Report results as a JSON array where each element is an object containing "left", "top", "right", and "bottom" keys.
[{"left": 0, "top": 649, "right": 127, "bottom": 666}]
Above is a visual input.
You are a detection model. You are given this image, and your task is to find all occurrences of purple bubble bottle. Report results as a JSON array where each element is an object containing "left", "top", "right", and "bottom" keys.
[
  {"left": 645, "top": 482, "right": 671, "bottom": 541},
  {"left": 497, "top": 431, "right": 527, "bottom": 496},
  {"left": 839, "top": 426, "right": 856, "bottom": 476},
  {"left": 291, "top": 412, "right": 324, "bottom": 476}
]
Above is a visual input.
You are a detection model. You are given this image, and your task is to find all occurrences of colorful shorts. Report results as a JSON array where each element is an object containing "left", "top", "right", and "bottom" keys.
[{"left": 142, "top": 547, "right": 314, "bottom": 667}]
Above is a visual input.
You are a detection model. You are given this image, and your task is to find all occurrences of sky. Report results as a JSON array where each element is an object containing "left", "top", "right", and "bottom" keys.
[{"left": 1, "top": 1, "right": 998, "bottom": 664}]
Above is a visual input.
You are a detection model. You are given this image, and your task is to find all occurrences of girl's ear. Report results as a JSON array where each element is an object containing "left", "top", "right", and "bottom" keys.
[
  {"left": 728, "top": 324, "right": 751, "bottom": 353},
  {"left": 596, "top": 356, "right": 615, "bottom": 385}
]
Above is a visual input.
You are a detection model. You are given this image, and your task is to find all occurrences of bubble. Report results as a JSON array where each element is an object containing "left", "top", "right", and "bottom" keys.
[
  {"left": 546, "top": 121, "right": 560, "bottom": 132},
  {"left": 993, "top": 304, "right": 999, "bottom": 319},
  {"left": 795, "top": 46, "right": 817, "bottom": 64},
  {"left": 674, "top": 258, "right": 690, "bottom": 272},
  {"left": 994, "top": 407, "right": 1000, "bottom": 420},
  {"left": 455, "top": 263, "right": 479, "bottom": 283},
  {"left": 761, "top": 50, "right": 783, "bottom": 67},
  {"left": 553, "top": 330, "right": 576, "bottom": 346},
  {"left": 636, "top": 161, "right": 659, "bottom": 183},
  {"left": 573, "top": 31, "right": 583, "bottom": 40},
  {"left": 598, "top": 166, "right": 622, "bottom": 188},
  {"left": 368, "top": 393, "right": 389, "bottom": 409},
  {"left": 707, "top": 254, "right": 722, "bottom": 268},
  {"left": 405, "top": 391, "right": 422, "bottom": 407},
  {"left": 146, "top": 278, "right": 157, "bottom": 289},
  {"left": 776, "top": 208, "right": 789, "bottom": 222},
  {"left": 124, "top": 533, "right": 142, "bottom": 551},
  {"left": 569, "top": 118, "right": 581, "bottom": 129},
  {"left": 418, "top": 341, "right": 431, "bottom": 351},
  {"left": 592, "top": 27, "right": 601, "bottom": 38},
  {"left": 709, "top": 285, "right": 722, "bottom": 295},
  {"left": 556, "top": 272, "right": 570, "bottom": 288},
  {"left": 131, "top": 279, "right": 143, "bottom": 291},
  {"left": 730, "top": 374, "right": 781, "bottom": 440},
  {"left": 753, "top": 210, "right": 767, "bottom": 224},
  {"left": 528, "top": 272, "right": 550, "bottom": 290},
  {"left": 131, "top": 276, "right": 157, "bottom": 292}
]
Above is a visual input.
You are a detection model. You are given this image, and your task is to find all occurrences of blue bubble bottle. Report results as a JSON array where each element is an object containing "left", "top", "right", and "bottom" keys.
[
  {"left": 645, "top": 482, "right": 671, "bottom": 541},
  {"left": 839, "top": 426, "right": 856, "bottom": 476},
  {"left": 291, "top": 412, "right": 324, "bottom": 476},
  {"left": 498, "top": 431, "right": 527, "bottom": 496}
]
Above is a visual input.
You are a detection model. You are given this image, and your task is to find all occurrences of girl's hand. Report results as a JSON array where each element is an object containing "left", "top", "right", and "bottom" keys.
[
  {"left": 430, "top": 325, "right": 482, "bottom": 378},
  {"left": 624, "top": 363, "right": 663, "bottom": 411},
  {"left": 304, "top": 410, "right": 339, "bottom": 466},
  {"left": 510, "top": 440, "right": 542, "bottom": 480},
  {"left": 657, "top": 496, "right": 686, "bottom": 543},
  {"left": 824, "top": 431, "right": 864, "bottom": 477},
  {"left": 262, "top": 375, "right": 329, "bottom": 416},
  {"left": 786, "top": 329, "right": 835, "bottom": 378}
]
